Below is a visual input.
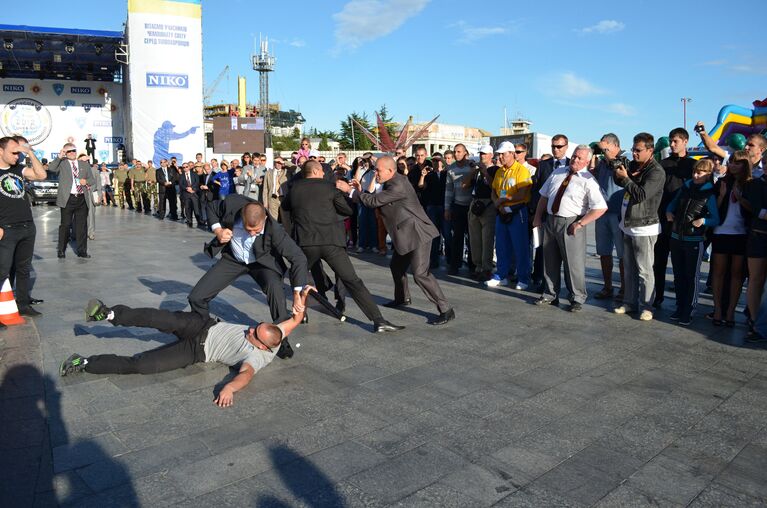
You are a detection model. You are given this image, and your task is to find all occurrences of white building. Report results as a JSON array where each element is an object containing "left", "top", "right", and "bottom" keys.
[{"left": 407, "top": 122, "right": 491, "bottom": 155}]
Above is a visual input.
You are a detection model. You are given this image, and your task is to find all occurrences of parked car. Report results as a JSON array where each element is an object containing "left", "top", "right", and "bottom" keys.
[{"left": 25, "top": 170, "right": 59, "bottom": 206}]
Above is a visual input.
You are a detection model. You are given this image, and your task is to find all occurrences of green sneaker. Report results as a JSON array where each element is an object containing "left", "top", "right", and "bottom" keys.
[
  {"left": 85, "top": 299, "right": 109, "bottom": 322},
  {"left": 60, "top": 353, "right": 87, "bottom": 377}
]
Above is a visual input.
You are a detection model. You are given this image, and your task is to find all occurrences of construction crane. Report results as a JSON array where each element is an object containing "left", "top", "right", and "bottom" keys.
[{"left": 203, "top": 65, "right": 229, "bottom": 106}]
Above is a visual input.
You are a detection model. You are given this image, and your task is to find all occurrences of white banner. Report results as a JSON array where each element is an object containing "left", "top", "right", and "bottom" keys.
[
  {"left": 0, "top": 79, "right": 125, "bottom": 163},
  {"left": 126, "top": 0, "right": 204, "bottom": 165}
]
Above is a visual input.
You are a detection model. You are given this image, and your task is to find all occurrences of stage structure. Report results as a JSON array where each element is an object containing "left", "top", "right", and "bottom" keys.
[{"left": 0, "top": 24, "right": 125, "bottom": 162}]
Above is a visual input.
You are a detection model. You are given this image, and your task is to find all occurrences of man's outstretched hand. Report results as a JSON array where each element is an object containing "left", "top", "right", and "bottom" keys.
[{"left": 214, "top": 386, "right": 234, "bottom": 407}]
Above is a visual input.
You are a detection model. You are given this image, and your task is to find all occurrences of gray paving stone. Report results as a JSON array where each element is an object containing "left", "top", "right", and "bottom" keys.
[
  {"left": 346, "top": 442, "right": 467, "bottom": 504},
  {"left": 689, "top": 482, "right": 766, "bottom": 507},
  {"left": 715, "top": 443, "right": 767, "bottom": 499},
  {"left": 626, "top": 454, "right": 713, "bottom": 505},
  {"left": 6, "top": 206, "right": 767, "bottom": 506}
]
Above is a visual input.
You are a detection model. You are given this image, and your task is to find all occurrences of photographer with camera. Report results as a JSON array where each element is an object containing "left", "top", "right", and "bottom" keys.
[
  {"left": 613, "top": 133, "right": 665, "bottom": 322},
  {"left": 696, "top": 120, "right": 766, "bottom": 178},
  {"left": 591, "top": 134, "right": 629, "bottom": 301},
  {"left": 653, "top": 128, "right": 696, "bottom": 309}
]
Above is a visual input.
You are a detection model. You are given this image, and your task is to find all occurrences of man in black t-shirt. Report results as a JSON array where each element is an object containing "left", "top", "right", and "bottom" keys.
[{"left": 0, "top": 137, "right": 48, "bottom": 323}]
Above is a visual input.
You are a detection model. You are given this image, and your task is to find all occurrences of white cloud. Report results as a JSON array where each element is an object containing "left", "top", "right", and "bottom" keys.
[
  {"left": 555, "top": 100, "right": 637, "bottom": 117},
  {"left": 546, "top": 72, "right": 608, "bottom": 97},
  {"left": 578, "top": 19, "right": 625, "bottom": 35},
  {"left": 605, "top": 103, "right": 637, "bottom": 116},
  {"left": 451, "top": 21, "right": 508, "bottom": 43},
  {"left": 333, "top": 0, "right": 430, "bottom": 51},
  {"left": 288, "top": 39, "right": 306, "bottom": 48}
]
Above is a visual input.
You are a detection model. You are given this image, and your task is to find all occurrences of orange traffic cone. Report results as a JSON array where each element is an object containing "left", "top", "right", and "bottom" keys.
[{"left": 0, "top": 278, "right": 25, "bottom": 325}]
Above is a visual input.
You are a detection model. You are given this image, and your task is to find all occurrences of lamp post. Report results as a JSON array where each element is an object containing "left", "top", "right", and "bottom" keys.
[{"left": 681, "top": 98, "right": 692, "bottom": 131}]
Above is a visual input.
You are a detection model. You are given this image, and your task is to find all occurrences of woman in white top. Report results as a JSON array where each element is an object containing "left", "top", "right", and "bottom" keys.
[{"left": 710, "top": 151, "right": 752, "bottom": 326}]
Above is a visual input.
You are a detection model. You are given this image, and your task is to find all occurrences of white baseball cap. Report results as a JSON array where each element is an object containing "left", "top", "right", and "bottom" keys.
[
  {"left": 495, "top": 141, "right": 515, "bottom": 153},
  {"left": 479, "top": 144, "right": 494, "bottom": 154}
]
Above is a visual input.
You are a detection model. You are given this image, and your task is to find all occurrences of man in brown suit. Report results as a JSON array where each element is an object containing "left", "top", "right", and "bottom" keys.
[
  {"left": 263, "top": 156, "right": 287, "bottom": 220},
  {"left": 337, "top": 156, "right": 454, "bottom": 325}
]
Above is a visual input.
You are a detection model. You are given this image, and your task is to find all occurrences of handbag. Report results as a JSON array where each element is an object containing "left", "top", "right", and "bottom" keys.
[{"left": 470, "top": 199, "right": 487, "bottom": 216}]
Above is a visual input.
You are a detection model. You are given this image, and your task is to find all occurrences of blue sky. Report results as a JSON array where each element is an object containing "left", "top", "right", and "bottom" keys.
[{"left": 5, "top": 0, "right": 765, "bottom": 146}]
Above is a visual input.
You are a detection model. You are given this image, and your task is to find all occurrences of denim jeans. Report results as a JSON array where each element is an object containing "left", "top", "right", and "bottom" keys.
[
  {"left": 358, "top": 206, "right": 377, "bottom": 249},
  {"left": 494, "top": 208, "right": 530, "bottom": 284}
]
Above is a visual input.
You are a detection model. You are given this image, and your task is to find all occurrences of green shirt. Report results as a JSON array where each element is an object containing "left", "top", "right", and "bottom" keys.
[
  {"left": 113, "top": 168, "right": 129, "bottom": 183},
  {"left": 128, "top": 167, "right": 146, "bottom": 182}
]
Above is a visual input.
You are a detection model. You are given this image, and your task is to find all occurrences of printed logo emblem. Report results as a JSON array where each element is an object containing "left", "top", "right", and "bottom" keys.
[
  {"left": 146, "top": 73, "right": 189, "bottom": 88},
  {"left": 53, "top": 83, "right": 64, "bottom": 96},
  {"left": 0, "top": 98, "right": 52, "bottom": 145},
  {"left": 71, "top": 86, "right": 92, "bottom": 94},
  {"left": 2, "top": 85, "right": 24, "bottom": 92},
  {"left": 0, "top": 173, "right": 25, "bottom": 199}
]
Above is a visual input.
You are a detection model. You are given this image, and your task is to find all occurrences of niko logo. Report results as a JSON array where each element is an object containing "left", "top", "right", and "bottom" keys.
[
  {"left": 104, "top": 137, "right": 123, "bottom": 144},
  {"left": 71, "top": 87, "right": 92, "bottom": 94},
  {"left": 146, "top": 73, "right": 189, "bottom": 89},
  {"left": 2, "top": 85, "right": 24, "bottom": 92}
]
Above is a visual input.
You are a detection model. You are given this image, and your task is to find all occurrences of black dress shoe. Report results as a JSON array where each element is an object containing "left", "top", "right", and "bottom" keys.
[
  {"left": 18, "top": 306, "right": 42, "bottom": 317},
  {"left": 77, "top": 253, "right": 91, "bottom": 259},
  {"left": 374, "top": 320, "right": 405, "bottom": 333},
  {"left": 383, "top": 298, "right": 411, "bottom": 308},
  {"left": 29, "top": 298, "right": 44, "bottom": 305},
  {"left": 429, "top": 308, "right": 455, "bottom": 325},
  {"left": 57, "top": 251, "right": 65, "bottom": 259},
  {"left": 335, "top": 299, "right": 346, "bottom": 315},
  {"left": 568, "top": 302, "right": 583, "bottom": 313},
  {"left": 301, "top": 313, "right": 309, "bottom": 324},
  {"left": 275, "top": 338, "right": 294, "bottom": 359}
]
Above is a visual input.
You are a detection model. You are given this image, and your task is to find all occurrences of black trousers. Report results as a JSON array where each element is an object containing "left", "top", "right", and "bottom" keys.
[
  {"left": 670, "top": 238, "right": 703, "bottom": 319},
  {"left": 181, "top": 192, "right": 201, "bottom": 225},
  {"left": 86, "top": 306, "right": 207, "bottom": 375},
  {"left": 303, "top": 245, "right": 381, "bottom": 322},
  {"left": 0, "top": 222, "right": 35, "bottom": 307},
  {"left": 58, "top": 194, "right": 88, "bottom": 255},
  {"left": 124, "top": 181, "right": 134, "bottom": 209},
  {"left": 449, "top": 203, "right": 472, "bottom": 271},
  {"left": 188, "top": 253, "right": 289, "bottom": 322},
  {"left": 653, "top": 221, "right": 672, "bottom": 304},
  {"left": 391, "top": 241, "right": 450, "bottom": 313},
  {"left": 158, "top": 185, "right": 178, "bottom": 218}
]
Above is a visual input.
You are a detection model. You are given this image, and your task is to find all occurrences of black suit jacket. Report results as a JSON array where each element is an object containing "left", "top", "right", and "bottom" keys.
[
  {"left": 156, "top": 166, "right": 179, "bottom": 186},
  {"left": 531, "top": 157, "right": 570, "bottom": 211},
  {"left": 354, "top": 172, "right": 438, "bottom": 255},
  {"left": 204, "top": 194, "right": 307, "bottom": 287},
  {"left": 179, "top": 171, "right": 199, "bottom": 194},
  {"left": 281, "top": 177, "right": 353, "bottom": 248}
]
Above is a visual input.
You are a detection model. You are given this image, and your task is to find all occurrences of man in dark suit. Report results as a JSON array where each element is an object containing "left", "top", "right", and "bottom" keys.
[
  {"left": 337, "top": 156, "right": 454, "bottom": 325},
  {"left": 188, "top": 196, "right": 308, "bottom": 344},
  {"left": 282, "top": 161, "right": 403, "bottom": 333},
  {"left": 530, "top": 134, "right": 570, "bottom": 289},
  {"left": 48, "top": 142, "right": 97, "bottom": 258},
  {"left": 179, "top": 162, "right": 202, "bottom": 228},
  {"left": 156, "top": 158, "right": 179, "bottom": 220}
]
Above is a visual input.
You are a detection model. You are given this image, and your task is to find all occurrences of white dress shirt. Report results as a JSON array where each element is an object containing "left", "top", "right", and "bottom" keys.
[{"left": 539, "top": 166, "right": 606, "bottom": 217}]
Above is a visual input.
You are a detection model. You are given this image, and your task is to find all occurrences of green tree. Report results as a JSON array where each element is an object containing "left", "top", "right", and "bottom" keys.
[
  {"left": 318, "top": 135, "right": 330, "bottom": 151},
  {"left": 375, "top": 104, "right": 398, "bottom": 140},
  {"left": 292, "top": 127, "right": 301, "bottom": 138},
  {"left": 272, "top": 136, "right": 300, "bottom": 152},
  {"left": 338, "top": 112, "right": 373, "bottom": 150}
]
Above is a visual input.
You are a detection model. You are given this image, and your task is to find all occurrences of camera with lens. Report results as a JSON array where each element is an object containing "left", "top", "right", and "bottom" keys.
[
  {"left": 694, "top": 124, "right": 705, "bottom": 134},
  {"left": 608, "top": 155, "right": 629, "bottom": 170}
]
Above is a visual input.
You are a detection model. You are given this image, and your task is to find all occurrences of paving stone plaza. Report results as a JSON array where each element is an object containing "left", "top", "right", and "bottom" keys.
[{"left": 2, "top": 206, "right": 767, "bottom": 507}]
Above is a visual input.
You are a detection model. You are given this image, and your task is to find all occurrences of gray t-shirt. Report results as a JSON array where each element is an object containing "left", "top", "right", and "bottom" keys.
[{"left": 203, "top": 323, "right": 276, "bottom": 372}]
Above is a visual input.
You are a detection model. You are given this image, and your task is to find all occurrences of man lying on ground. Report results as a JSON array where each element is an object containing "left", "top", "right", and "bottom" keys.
[{"left": 59, "top": 286, "right": 313, "bottom": 407}]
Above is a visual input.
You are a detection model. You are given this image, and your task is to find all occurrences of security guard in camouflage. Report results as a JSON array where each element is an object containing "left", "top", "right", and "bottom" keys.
[
  {"left": 112, "top": 163, "right": 131, "bottom": 209},
  {"left": 129, "top": 162, "right": 150, "bottom": 213},
  {"left": 145, "top": 161, "right": 159, "bottom": 213}
]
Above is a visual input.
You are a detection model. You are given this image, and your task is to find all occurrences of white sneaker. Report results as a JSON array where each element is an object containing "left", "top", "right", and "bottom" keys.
[
  {"left": 639, "top": 310, "right": 653, "bottom": 321},
  {"left": 613, "top": 305, "right": 630, "bottom": 314},
  {"left": 514, "top": 282, "right": 529, "bottom": 290},
  {"left": 485, "top": 276, "right": 508, "bottom": 287},
  {"left": 356, "top": 247, "right": 365, "bottom": 253}
]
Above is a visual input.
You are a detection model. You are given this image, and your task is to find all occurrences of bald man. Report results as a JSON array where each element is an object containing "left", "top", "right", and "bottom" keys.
[{"left": 337, "top": 156, "right": 454, "bottom": 325}]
